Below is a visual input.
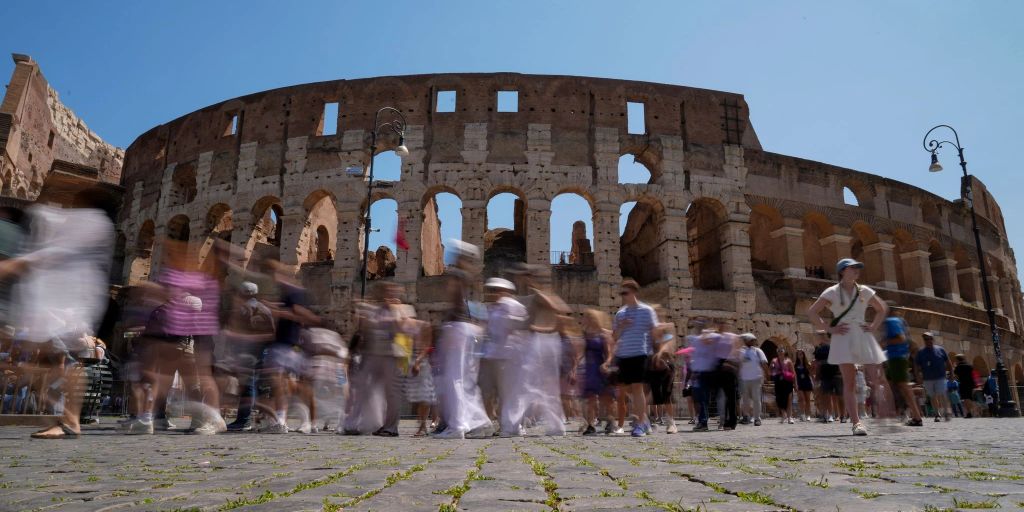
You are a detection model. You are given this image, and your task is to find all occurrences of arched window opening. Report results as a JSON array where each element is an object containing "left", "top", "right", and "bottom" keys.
[
  {"left": 801, "top": 214, "right": 832, "bottom": 279},
  {"left": 422, "top": 192, "right": 463, "bottom": 276},
  {"left": 166, "top": 215, "right": 190, "bottom": 242},
  {"left": 314, "top": 226, "right": 331, "bottom": 262},
  {"left": 618, "top": 154, "right": 652, "bottom": 185},
  {"left": 364, "top": 198, "right": 398, "bottom": 280},
  {"left": 929, "top": 240, "right": 952, "bottom": 298},
  {"left": 620, "top": 199, "right": 664, "bottom": 286},
  {"left": 954, "top": 246, "right": 978, "bottom": 304},
  {"left": 169, "top": 163, "right": 198, "bottom": 207},
  {"left": 299, "top": 192, "right": 337, "bottom": 265},
  {"left": 372, "top": 151, "right": 402, "bottom": 182},
  {"left": 129, "top": 220, "right": 156, "bottom": 284},
  {"left": 842, "top": 187, "right": 859, "bottom": 206},
  {"left": 550, "top": 193, "right": 593, "bottom": 267},
  {"left": 686, "top": 199, "right": 726, "bottom": 290},
  {"left": 748, "top": 206, "right": 784, "bottom": 273},
  {"left": 484, "top": 192, "right": 526, "bottom": 276}
]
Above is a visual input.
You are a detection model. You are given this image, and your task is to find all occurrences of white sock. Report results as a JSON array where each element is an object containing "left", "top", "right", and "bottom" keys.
[{"left": 276, "top": 411, "right": 287, "bottom": 425}]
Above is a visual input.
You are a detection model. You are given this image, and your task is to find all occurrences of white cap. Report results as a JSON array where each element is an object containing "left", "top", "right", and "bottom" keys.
[
  {"left": 181, "top": 295, "right": 203, "bottom": 312},
  {"left": 239, "top": 281, "right": 258, "bottom": 297},
  {"left": 447, "top": 239, "right": 481, "bottom": 259},
  {"left": 484, "top": 277, "right": 516, "bottom": 292}
]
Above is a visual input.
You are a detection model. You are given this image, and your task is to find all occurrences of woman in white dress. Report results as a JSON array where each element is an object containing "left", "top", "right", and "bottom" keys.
[{"left": 807, "top": 258, "right": 888, "bottom": 436}]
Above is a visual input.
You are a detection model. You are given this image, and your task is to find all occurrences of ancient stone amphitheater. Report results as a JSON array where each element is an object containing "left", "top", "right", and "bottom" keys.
[{"left": 116, "top": 73, "right": 1024, "bottom": 401}]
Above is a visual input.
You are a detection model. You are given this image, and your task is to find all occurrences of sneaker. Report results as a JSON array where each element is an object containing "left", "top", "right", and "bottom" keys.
[
  {"left": 631, "top": 424, "right": 646, "bottom": 437},
  {"left": 603, "top": 421, "right": 615, "bottom": 435},
  {"left": 787, "top": 417, "right": 794, "bottom": 424},
  {"left": 666, "top": 421, "right": 678, "bottom": 434},
  {"left": 827, "top": 416, "right": 835, "bottom": 423},
  {"left": 754, "top": 418, "right": 762, "bottom": 426},
  {"left": 433, "top": 429, "right": 465, "bottom": 439},
  {"left": 840, "top": 417, "right": 847, "bottom": 424},
  {"left": 119, "top": 418, "right": 154, "bottom": 435},
  {"left": 582, "top": 425, "right": 597, "bottom": 436},
  {"left": 466, "top": 425, "right": 495, "bottom": 439},
  {"left": 934, "top": 416, "right": 941, "bottom": 423},
  {"left": 611, "top": 427, "right": 625, "bottom": 435},
  {"left": 852, "top": 422, "right": 868, "bottom": 436},
  {"left": 372, "top": 429, "right": 399, "bottom": 437},
  {"left": 226, "top": 420, "right": 253, "bottom": 432},
  {"left": 261, "top": 423, "right": 289, "bottom": 434},
  {"left": 153, "top": 418, "right": 176, "bottom": 431},
  {"left": 906, "top": 418, "right": 924, "bottom": 427},
  {"left": 687, "top": 418, "right": 695, "bottom": 424},
  {"left": 296, "top": 422, "right": 313, "bottom": 434},
  {"left": 190, "top": 422, "right": 224, "bottom": 435},
  {"left": 692, "top": 424, "right": 709, "bottom": 432},
  {"left": 642, "top": 423, "right": 652, "bottom": 435},
  {"left": 739, "top": 417, "right": 751, "bottom": 425}
]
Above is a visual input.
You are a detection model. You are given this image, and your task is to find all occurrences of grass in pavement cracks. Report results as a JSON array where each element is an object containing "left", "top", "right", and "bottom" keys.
[
  {"left": 436, "top": 444, "right": 492, "bottom": 512},
  {"left": 323, "top": 450, "right": 453, "bottom": 512},
  {"left": 950, "top": 496, "right": 1002, "bottom": 509},
  {"left": 219, "top": 458, "right": 392, "bottom": 510},
  {"left": 516, "top": 445, "right": 561, "bottom": 509}
]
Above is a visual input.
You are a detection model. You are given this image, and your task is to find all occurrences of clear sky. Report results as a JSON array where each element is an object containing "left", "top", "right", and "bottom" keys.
[{"left": 2, "top": 1, "right": 1022, "bottom": 266}]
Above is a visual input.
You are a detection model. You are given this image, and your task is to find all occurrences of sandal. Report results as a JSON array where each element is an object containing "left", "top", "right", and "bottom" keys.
[{"left": 31, "top": 424, "right": 80, "bottom": 439}]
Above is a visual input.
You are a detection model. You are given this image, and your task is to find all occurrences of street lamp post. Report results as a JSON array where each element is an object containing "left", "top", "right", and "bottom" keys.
[
  {"left": 923, "top": 124, "right": 1019, "bottom": 417},
  {"left": 360, "top": 107, "right": 409, "bottom": 298}
]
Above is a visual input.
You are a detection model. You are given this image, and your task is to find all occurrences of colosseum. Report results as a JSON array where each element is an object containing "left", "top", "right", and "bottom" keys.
[{"left": 112, "top": 72, "right": 1024, "bottom": 406}]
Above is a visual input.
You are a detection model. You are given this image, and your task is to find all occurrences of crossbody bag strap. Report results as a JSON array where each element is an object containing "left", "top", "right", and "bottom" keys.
[{"left": 829, "top": 285, "right": 860, "bottom": 327}]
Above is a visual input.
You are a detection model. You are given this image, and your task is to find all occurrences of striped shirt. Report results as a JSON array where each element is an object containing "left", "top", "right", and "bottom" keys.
[
  {"left": 155, "top": 268, "right": 221, "bottom": 336},
  {"left": 613, "top": 302, "right": 658, "bottom": 358}
]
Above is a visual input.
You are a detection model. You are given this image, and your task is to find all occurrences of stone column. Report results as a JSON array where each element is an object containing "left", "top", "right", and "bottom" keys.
[
  {"left": 987, "top": 276, "right": 1003, "bottom": 314},
  {"left": 526, "top": 199, "right": 551, "bottom": 267},
  {"left": 900, "top": 250, "right": 934, "bottom": 296},
  {"left": 149, "top": 224, "right": 169, "bottom": 277},
  {"left": 593, "top": 202, "right": 622, "bottom": 310},
  {"left": 720, "top": 217, "right": 752, "bottom": 292},
  {"left": 333, "top": 202, "right": 364, "bottom": 284},
  {"left": 930, "top": 258, "right": 961, "bottom": 301},
  {"left": 770, "top": 226, "right": 807, "bottom": 278},
  {"left": 461, "top": 199, "right": 487, "bottom": 255},
  {"left": 661, "top": 206, "right": 692, "bottom": 320},
  {"left": 958, "top": 267, "right": 984, "bottom": 307},
  {"left": 999, "top": 280, "right": 1017, "bottom": 326},
  {"left": 818, "top": 233, "right": 852, "bottom": 280},
  {"left": 394, "top": 200, "right": 423, "bottom": 288},
  {"left": 276, "top": 205, "right": 306, "bottom": 273},
  {"left": 862, "top": 242, "right": 897, "bottom": 289},
  {"left": 228, "top": 210, "right": 253, "bottom": 269}
]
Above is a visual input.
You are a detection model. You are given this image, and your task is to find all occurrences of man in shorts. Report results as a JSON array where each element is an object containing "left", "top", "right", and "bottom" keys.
[
  {"left": 607, "top": 279, "right": 658, "bottom": 437},
  {"left": 913, "top": 332, "right": 953, "bottom": 421},
  {"left": 812, "top": 331, "right": 841, "bottom": 423},
  {"left": 737, "top": 333, "right": 768, "bottom": 426},
  {"left": 881, "top": 314, "right": 923, "bottom": 425}
]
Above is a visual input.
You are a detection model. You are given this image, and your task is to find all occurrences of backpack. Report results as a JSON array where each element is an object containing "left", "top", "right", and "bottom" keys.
[{"left": 241, "top": 300, "right": 275, "bottom": 334}]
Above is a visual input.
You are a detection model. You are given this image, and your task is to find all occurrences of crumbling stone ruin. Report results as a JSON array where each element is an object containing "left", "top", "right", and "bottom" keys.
[{"left": 97, "top": 71, "right": 1024, "bottom": 402}]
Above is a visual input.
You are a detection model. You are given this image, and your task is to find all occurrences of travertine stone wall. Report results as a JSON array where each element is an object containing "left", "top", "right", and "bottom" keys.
[{"left": 118, "top": 73, "right": 1024, "bottom": 399}]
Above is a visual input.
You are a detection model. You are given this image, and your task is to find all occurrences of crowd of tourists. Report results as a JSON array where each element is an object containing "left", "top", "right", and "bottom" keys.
[{"left": 0, "top": 196, "right": 1006, "bottom": 439}]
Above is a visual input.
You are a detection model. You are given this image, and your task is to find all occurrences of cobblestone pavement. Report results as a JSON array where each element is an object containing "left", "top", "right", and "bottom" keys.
[{"left": 1, "top": 418, "right": 1024, "bottom": 511}]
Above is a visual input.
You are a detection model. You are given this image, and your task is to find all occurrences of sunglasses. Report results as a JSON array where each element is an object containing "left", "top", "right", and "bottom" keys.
[{"left": 619, "top": 290, "right": 632, "bottom": 296}]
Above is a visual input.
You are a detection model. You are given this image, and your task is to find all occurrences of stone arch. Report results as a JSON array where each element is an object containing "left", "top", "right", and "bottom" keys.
[
  {"left": 891, "top": 229, "right": 916, "bottom": 291},
  {"left": 618, "top": 153, "right": 657, "bottom": 184},
  {"left": 550, "top": 192, "right": 594, "bottom": 266},
  {"left": 849, "top": 221, "right": 882, "bottom": 284},
  {"left": 620, "top": 195, "right": 666, "bottom": 286},
  {"left": 801, "top": 212, "right": 833, "bottom": 278},
  {"left": 929, "top": 240, "right": 952, "bottom": 299},
  {"left": 128, "top": 220, "right": 156, "bottom": 284},
  {"left": 422, "top": 189, "right": 463, "bottom": 276},
  {"left": 362, "top": 196, "right": 399, "bottom": 280},
  {"left": 761, "top": 336, "right": 794, "bottom": 366},
  {"left": 166, "top": 214, "right": 190, "bottom": 242},
  {"left": 198, "top": 203, "right": 233, "bottom": 272},
  {"left": 686, "top": 198, "right": 727, "bottom": 290},
  {"left": 485, "top": 188, "right": 527, "bottom": 275},
  {"left": 953, "top": 245, "right": 979, "bottom": 304},
  {"left": 247, "top": 196, "right": 283, "bottom": 266},
  {"left": 748, "top": 204, "right": 785, "bottom": 272},
  {"left": 840, "top": 179, "right": 872, "bottom": 208},
  {"left": 298, "top": 190, "right": 338, "bottom": 265},
  {"left": 169, "top": 162, "right": 198, "bottom": 207}
]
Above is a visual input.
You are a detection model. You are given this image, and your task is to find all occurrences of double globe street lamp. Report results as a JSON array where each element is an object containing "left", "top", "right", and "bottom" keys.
[
  {"left": 923, "top": 124, "right": 1019, "bottom": 417},
  {"left": 359, "top": 107, "right": 409, "bottom": 298}
]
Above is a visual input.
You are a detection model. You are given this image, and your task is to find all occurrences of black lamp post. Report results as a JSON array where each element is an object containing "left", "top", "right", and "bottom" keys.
[
  {"left": 923, "top": 124, "right": 1019, "bottom": 417},
  {"left": 360, "top": 107, "right": 409, "bottom": 298}
]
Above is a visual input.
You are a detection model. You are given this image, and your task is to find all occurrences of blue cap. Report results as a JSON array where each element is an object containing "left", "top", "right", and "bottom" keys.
[{"left": 836, "top": 258, "right": 864, "bottom": 276}]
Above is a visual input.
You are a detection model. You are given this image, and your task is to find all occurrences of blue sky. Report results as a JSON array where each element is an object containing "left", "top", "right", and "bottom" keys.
[{"left": 2, "top": 1, "right": 1022, "bottom": 265}]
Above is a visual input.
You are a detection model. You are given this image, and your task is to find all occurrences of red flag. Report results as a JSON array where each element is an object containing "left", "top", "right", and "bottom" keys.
[{"left": 396, "top": 216, "right": 410, "bottom": 251}]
